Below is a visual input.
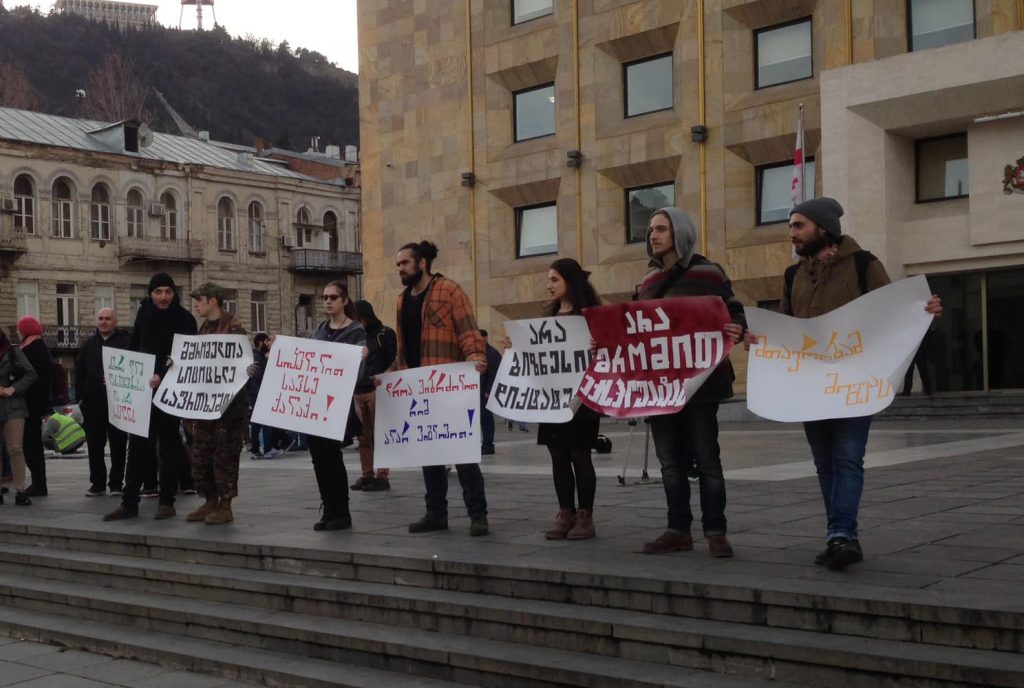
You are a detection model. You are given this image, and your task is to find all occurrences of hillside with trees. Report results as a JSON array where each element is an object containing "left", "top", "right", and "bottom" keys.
[{"left": 0, "top": 3, "right": 358, "bottom": 148}]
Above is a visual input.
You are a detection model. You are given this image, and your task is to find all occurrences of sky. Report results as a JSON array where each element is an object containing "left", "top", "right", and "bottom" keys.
[{"left": 11, "top": 0, "right": 360, "bottom": 73}]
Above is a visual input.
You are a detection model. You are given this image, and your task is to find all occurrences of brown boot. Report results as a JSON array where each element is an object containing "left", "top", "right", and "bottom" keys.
[
  {"left": 544, "top": 508, "right": 575, "bottom": 540},
  {"left": 707, "top": 534, "right": 734, "bottom": 558},
  {"left": 205, "top": 498, "right": 233, "bottom": 525},
  {"left": 643, "top": 530, "right": 693, "bottom": 554},
  {"left": 186, "top": 498, "right": 218, "bottom": 522},
  {"left": 566, "top": 508, "right": 595, "bottom": 540},
  {"left": 153, "top": 504, "right": 176, "bottom": 520}
]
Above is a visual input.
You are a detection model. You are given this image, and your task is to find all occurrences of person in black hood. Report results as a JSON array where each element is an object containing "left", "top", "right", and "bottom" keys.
[{"left": 104, "top": 272, "right": 197, "bottom": 522}]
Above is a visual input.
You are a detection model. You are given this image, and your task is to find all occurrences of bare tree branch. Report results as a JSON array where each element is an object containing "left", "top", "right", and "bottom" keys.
[
  {"left": 80, "top": 52, "right": 153, "bottom": 123},
  {"left": 0, "top": 62, "right": 44, "bottom": 110}
]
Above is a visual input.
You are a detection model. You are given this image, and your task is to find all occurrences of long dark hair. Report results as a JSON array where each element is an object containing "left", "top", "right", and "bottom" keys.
[
  {"left": 324, "top": 280, "right": 358, "bottom": 320},
  {"left": 354, "top": 299, "right": 382, "bottom": 332},
  {"left": 543, "top": 258, "right": 601, "bottom": 317}
]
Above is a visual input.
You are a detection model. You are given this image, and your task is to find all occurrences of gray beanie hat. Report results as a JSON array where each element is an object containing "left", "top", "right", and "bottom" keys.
[{"left": 790, "top": 197, "right": 844, "bottom": 237}]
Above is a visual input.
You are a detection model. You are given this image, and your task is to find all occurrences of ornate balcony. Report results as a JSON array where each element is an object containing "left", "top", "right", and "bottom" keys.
[
  {"left": 289, "top": 248, "right": 363, "bottom": 275},
  {"left": 116, "top": 235, "right": 204, "bottom": 264},
  {"left": 0, "top": 226, "right": 28, "bottom": 256}
]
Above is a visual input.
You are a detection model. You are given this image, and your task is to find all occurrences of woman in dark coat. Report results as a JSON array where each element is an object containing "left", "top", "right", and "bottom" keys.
[
  {"left": 0, "top": 327, "right": 39, "bottom": 505},
  {"left": 17, "top": 316, "right": 53, "bottom": 497}
]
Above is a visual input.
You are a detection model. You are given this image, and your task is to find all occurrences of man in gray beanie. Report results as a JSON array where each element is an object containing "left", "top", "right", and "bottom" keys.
[{"left": 771, "top": 197, "right": 943, "bottom": 570}]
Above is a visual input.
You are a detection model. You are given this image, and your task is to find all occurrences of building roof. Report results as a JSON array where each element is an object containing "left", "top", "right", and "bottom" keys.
[
  {"left": 262, "top": 147, "right": 357, "bottom": 169},
  {"left": 0, "top": 107, "right": 314, "bottom": 181}
]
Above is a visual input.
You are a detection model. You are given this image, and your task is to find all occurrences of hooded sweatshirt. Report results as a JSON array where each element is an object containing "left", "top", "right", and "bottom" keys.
[{"left": 636, "top": 207, "right": 746, "bottom": 404}]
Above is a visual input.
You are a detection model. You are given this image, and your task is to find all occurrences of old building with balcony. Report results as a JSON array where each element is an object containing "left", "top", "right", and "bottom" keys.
[{"left": 0, "top": 107, "right": 362, "bottom": 383}]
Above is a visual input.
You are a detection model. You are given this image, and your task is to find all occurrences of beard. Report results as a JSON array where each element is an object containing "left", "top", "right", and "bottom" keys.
[
  {"left": 793, "top": 233, "right": 830, "bottom": 257},
  {"left": 400, "top": 268, "right": 423, "bottom": 287}
]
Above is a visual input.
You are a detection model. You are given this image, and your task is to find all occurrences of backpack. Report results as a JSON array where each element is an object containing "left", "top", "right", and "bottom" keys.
[
  {"left": 51, "top": 361, "right": 70, "bottom": 405},
  {"left": 784, "top": 250, "right": 875, "bottom": 305}
]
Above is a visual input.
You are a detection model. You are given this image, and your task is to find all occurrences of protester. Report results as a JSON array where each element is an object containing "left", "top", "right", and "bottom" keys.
[
  {"left": 104, "top": 272, "right": 198, "bottom": 521},
  {"left": 637, "top": 207, "right": 745, "bottom": 558},
  {"left": 76, "top": 308, "right": 131, "bottom": 496},
  {"left": 0, "top": 328, "right": 38, "bottom": 506},
  {"left": 17, "top": 316, "right": 53, "bottom": 497},
  {"left": 351, "top": 299, "right": 396, "bottom": 492},
  {"left": 246, "top": 333, "right": 271, "bottom": 459},
  {"left": 536, "top": 258, "right": 602, "bottom": 540},
  {"left": 393, "top": 240, "right": 490, "bottom": 536},
  {"left": 479, "top": 330, "right": 501, "bottom": 456},
  {"left": 184, "top": 283, "right": 250, "bottom": 525},
  {"left": 41, "top": 411, "right": 86, "bottom": 454},
  {"left": 751, "top": 197, "right": 943, "bottom": 570}
]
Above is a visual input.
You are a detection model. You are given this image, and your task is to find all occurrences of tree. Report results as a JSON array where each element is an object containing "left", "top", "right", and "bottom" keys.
[
  {"left": 0, "top": 61, "right": 43, "bottom": 110},
  {"left": 80, "top": 51, "right": 152, "bottom": 122}
]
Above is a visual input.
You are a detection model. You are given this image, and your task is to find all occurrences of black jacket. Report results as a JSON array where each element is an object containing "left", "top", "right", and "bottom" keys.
[
  {"left": 21, "top": 339, "right": 54, "bottom": 418},
  {"left": 355, "top": 323, "right": 397, "bottom": 393},
  {"left": 482, "top": 343, "right": 501, "bottom": 397},
  {"left": 130, "top": 296, "right": 197, "bottom": 377},
  {"left": 75, "top": 328, "right": 131, "bottom": 402}
]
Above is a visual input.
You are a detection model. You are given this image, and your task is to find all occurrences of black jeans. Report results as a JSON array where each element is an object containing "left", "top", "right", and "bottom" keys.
[
  {"left": 22, "top": 415, "right": 46, "bottom": 492},
  {"left": 81, "top": 397, "right": 127, "bottom": 491},
  {"left": 649, "top": 401, "right": 727, "bottom": 535},
  {"left": 122, "top": 407, "right": 186, "bottom": 508},
  {"left": 422, "top": 463, "right": 487, "bottom": 520},
  {"left": 308, "top": 435, "right": 350, "bottom": 518}
]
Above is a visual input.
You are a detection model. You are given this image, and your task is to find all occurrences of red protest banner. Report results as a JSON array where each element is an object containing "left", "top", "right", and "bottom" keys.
[{"left": 577, "top": 296, "right": 733, "bottom": 418}]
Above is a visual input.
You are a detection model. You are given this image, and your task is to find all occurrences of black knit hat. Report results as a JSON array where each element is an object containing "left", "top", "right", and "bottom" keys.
[
  {"left": 148, "top": 272, "right": 176, "bottom": 293},
  {"left": 790, "top": 197, "right": 844, "bottom": 237}
]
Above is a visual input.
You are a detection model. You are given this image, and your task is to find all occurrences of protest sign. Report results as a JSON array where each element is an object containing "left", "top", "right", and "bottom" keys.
[
  {"left": 154, "top": 334, "right": 253, "bottom": 420},
  {"left": 375, "top": 362, "right": 481, "bottom": 469},
  {"left": 745, "top": 275, "right": 933, "bottom": 422},
  {"left": 250, "top": 335, "right": 363, "bottom": 441},
  {"left": 102, "top": 346, "right": 155, "bottom": 437},
  {"left": 487, "top": 316, "right": 591, "bottom": 423},
  {"left": 577, "top": 297, "right": 733, "bottom": 418}
]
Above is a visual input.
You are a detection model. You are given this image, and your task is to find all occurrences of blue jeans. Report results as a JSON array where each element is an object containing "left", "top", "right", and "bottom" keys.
[
  {"left": 649, "top": 402, "right": 726, "bottom": 535},
  {"left": 481, "top": 408, "right": 495, "bottom": 450},
  {"left": 803, "top": 415, "right": 873, "bottom": 541},
  {"left": 422, "top": 463, "right": 487, "bottom": 520}
]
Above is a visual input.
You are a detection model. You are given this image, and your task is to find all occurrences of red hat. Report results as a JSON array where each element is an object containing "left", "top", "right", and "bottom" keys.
[{"left": 17, "top": 316, "right": 43, "bottom": 338}]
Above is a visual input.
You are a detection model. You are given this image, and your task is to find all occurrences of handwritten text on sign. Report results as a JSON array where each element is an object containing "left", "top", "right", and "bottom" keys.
[
  {"left": 250, "top": 335, "right": 362, "bottom": 440},
  {"left": 102, "top": 346, "right": 155, "bottom": 437},
  {"left": 578, "top": 297, "right": 732, "bottom": 418},
  {"left": 488, "top": 316, "right": 591, "bottom": 423},
  {"left": 375, "top": 362, "right": 481, "bottom": 469},
  {"left": 155, "top": 334, "right": 253, "bottom": 420},
  {"left": 745, "top": 275, "right": 933, "bottom": 422}
]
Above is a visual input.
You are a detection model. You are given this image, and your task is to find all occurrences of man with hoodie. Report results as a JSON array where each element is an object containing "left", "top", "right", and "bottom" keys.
[
  {"left": 636, "top": 207, "right": 746, "bottom": 559},
  {"left": 351, "top": 299, "right": 397, "bottom": 491},
  {"left": 105, "top": 273, "right": 197, "bottom": 521}
]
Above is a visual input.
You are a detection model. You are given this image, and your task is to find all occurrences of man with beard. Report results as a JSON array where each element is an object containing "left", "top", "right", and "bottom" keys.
[
  {"left": 105, "top": 273, "right": 197, "bottom": 521},
  {"left": 393, "top": 240, "right": 490, "bottom": 536},
  {"left": 777, "top": 197, "right": 942, "bottom": 570}
]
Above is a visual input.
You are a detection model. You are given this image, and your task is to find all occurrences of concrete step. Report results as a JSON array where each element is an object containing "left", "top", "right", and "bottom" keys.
[
  {"left": 2, "top": 523, "right": 1020, "bottom": 655},
  {"left": 1, "top": 547, "right": 1023, "bottom": 687}
]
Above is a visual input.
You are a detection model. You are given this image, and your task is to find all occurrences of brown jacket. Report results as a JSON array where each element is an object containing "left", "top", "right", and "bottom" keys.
[{"left": 781, "top": 236, "right": 891, "bottom": 318}]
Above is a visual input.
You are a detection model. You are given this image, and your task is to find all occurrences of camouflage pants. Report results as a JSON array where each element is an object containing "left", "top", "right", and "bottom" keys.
[{"left": 191, "top": 418, "right": 245, "bottom": 499}]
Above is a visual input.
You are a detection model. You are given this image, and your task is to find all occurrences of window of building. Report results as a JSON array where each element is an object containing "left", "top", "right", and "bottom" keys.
[
  {"left": 217, "top": 197, "right": 236, "bottom": 250},
  {"left": 52, "top": 178, "right": 75, "bottom": 239},
  {"left": 56, "top": 283, "right": 78, "bottom": 347},
  {"left": 348, "top": 210, "right": 359, "bottom": 251},
  {"left": 626, "top": 182, "right": 675, "bottom": 244},
  {"left": 323, "top": 211, "right": 339, "bottom": 252},
  {"left": 755, "top": 18, "right": 813, "bottom": 89},
  {"left": 16, "top": 282, "right": 39, "bottom": 319},
  {"left": 516, "top": 202, "right": 557, "bottom": 258},
  {"left": 248, "top": 201, "right": 265, "bottom": 253},
  {"left": 512, "top": 0, "right": 552, "bottom": 25},
  {"left": 160, "top": 192, "right": 178, "bottom": 240},
  {"left": 916, "top": 133, "right": 968, "bottom": 202},
  {"left": 251, "top": 290, "right": 267, "bottom": 333},
  {"left": 221, "top": 289, "right": 238, "bottom": 316},
  {"left": 13, "top": 174, "right": 34, "bottom": 234},
  {"left": 296, "top": 207, "right": 313, "bottom": 247},
  {"left": 514, "top": 83, "right": 555, "bottom": 142},
  {"left": 624, "top": 54, "right": 673, "bottom": 118},
  {"left": 909, "top": 0, "right": 974, "bottom": 51},
  {"left": 130, "top": 284, "right": 148, "bottom": 317},
  {"left": 757, "top": 158, "right": 816, "bottom": 225},
  {"left": 126, "top": 189, "right": 144, "bottom": 238},
  {"left": 94, "top": 284, "right": 115, "bottom": 313},
  {"left": 90, "top": 184, "right": 112, "bottom": 241}
]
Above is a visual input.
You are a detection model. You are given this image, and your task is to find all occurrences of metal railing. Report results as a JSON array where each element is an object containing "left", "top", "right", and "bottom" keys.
[
  {"left": 116, "top": 235, "right": 204, "bottom": 263},
  {"left": 0, "top": 226, "right": 28, "bottom": 253},
  {"left": 289, "top": 248, "right": 363, "bottom": 274}
]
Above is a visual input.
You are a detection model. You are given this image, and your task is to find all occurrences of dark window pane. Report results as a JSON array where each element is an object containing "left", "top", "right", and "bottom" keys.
[
  {"left": 916, "top": 134, "right": 968, "bottom": 202},
  {"left": 758, "top": 160, "right": 815, "bottom": 225},
  {"left": 517, "top": 203, "right": 557, "bottom": 257},
  {"left": 910, "top": 0, "right": 974, "bottom": 51},
  {"left": 626, "top": 183, "right": 675, "bottom": 244},
  {"left": 924, "top": 272, "right": 983, "bottom": 392},
  {"left": 514, "top": 84, "right": 555, "bottom": 141},
  {"left": 756, "top": 19, "right": 812, "bottom": 88},
  {"left": 985, "top": 270, "right": 1024, "bottom": 389},
  {"left": 512, "top": 0, "right": 553, "bottom": 24},
  {"left": 625, "top": 55, "right": 673, "bottom": 117}
]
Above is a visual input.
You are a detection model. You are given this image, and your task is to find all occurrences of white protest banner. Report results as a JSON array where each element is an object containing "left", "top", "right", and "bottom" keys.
[
  {"left": 487, "top": 316, "right": 591, "bottom": 423},
  {"left": 154, "top": 334, "right": 253, "bottom": 420},
  {"left": 375, "top": 362, "right": 481, "bottom": 469},
  {"left": 250, "top": 335, "right": 363, "bottom": 441},
  {"left": 102, "top": 346, "right": 155, "bottom": 437},
  {"left": 745, "top": 275, "right": 933, "bottom": 422}
]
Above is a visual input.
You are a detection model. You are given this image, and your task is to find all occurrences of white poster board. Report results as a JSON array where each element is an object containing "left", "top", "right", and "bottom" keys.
[
  {"left": 154, "top": 334, "right": 253, "bottom": 420},
  {"left": 375, "top": 362, "right": 481, "bottom": 469},
  {"left": 250, "top": 335, "right": 363, "bottom": 441},
  {"left": 745, "top": 275, "right": 933, "bottom": 422},
  {"left": 487, "top": 316, "right": 591, "bottom": 423},
  {"left": 102, "top": 346, "right": 155, "bottom": 437}
]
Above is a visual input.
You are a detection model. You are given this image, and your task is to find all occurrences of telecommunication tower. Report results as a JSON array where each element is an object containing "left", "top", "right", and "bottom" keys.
[{"left": 180, "top": 0, "right": 216, "bottom": 31}]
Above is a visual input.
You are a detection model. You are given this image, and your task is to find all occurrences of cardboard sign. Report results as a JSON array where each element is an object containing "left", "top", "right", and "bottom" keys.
[
  {"left": 154, "top": 334, "right": 253, "bottom": 420},
  {"left": 578, "top": 297, "right": 733, "bottom": 418},
  {"left": 375, "top": 362, "right": 481, "bottom": 468},
  {"left": 102, "top": 346, "right": 155, "bottom": 437},
  {"left": 250, "top": 335, "right": 363, "bottom": 440},
  {"left": 745, "top": 275, "right": 933, "bottom": 422},
  {"left": 487, "top": 316, "right": 591, "bottom": 423}
]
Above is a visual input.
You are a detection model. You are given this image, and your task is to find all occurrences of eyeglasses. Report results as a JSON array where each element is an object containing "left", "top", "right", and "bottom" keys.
[{"left": 322, "top": 294, "right": 341, "bottom": 301}]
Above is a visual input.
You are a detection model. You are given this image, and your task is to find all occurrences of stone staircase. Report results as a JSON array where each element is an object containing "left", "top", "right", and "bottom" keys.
[
  {"left": 879, "top": 390, "right": 1024, "bottom": 420},
  {"left": 0, "top": 523, "right": 1021, "bottom": 687}
]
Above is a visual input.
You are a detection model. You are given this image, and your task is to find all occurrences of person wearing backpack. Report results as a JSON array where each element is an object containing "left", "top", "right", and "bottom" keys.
[
  {"left": 17, "top": 316, "right": 53, "bottom": 498},
  {"left": 0, "top": 328, "right": 38, "bottom": 506},
  {"left": 351, "top": 299, "right": 397, "bottom": 492}
]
